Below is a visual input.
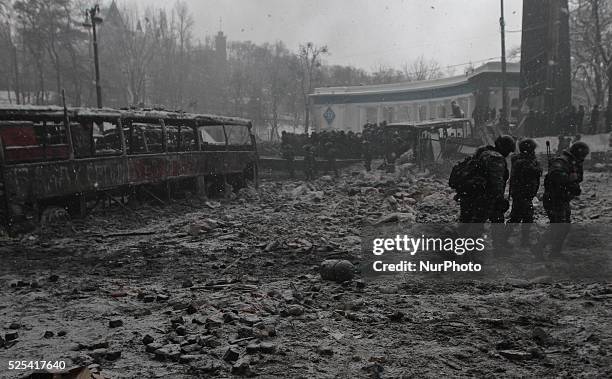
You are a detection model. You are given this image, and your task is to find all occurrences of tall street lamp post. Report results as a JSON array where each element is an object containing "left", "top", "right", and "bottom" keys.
[
  {"left": 500, "top": 0, "right": 508, "bottom": 124},
  {"left": 83, "top": 5, "right": 103, "bottom": 108}
]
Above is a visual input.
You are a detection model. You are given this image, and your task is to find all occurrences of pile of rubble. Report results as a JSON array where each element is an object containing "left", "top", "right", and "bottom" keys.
[{"left": 0, "top": 164, "right": 610, "bottom": 378}]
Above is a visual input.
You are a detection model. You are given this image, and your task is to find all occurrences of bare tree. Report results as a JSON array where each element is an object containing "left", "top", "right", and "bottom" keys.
[
  {"left": 297, "top": 42, "right": 327, "bottom": 133},
  {"left": 402, "top": 55, "right": 443, "bottom": 81},
  {"left": 174, "top": 0, "right": 193, "bottom": 109},
  {"left": 370, "top": 64, "right": 405, "bottom": 84},
  {"left": 507, "top": 45, "right": 521, "bottom": 63},
  {"left": 570, "top": 0, "right": 612, "bottom": 115}
]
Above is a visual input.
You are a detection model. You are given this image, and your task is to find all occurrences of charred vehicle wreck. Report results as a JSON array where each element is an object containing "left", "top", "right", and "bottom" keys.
[{"left": 0, "top": 106, "right": 258, "bottom": 229}]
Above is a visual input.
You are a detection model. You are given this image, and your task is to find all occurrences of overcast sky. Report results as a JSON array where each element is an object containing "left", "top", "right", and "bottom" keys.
[{"left": 127, "top": 0, "right": 523, "bottom": 73}]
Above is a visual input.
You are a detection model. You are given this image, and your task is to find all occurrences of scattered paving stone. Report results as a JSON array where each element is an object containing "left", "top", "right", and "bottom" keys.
[
  {"left": 532, "top": 327, "right": 553, "bottom": 346},
  {"left": 498, "top": 349, "right": 532, "bottom": 360},
  {"left": 89, "top": 340, "right": 109, "bottom": 350},
  {"left": 106, "top": 350, "right": 122, "bottom": 361},
  {"left": 378, "top": 285, "right": 399, "bottom": 294},
  {"left": 5, "top": 332, "right": 19, "bottom": 341},
  {"left": 232, "top": 358, "right": 253, "bottom": 376},
  {"left": 108, "top": 319, "right": 123, "bottom": 328},
  {"left": 181, "top": 344, "right": 200, "bottom": 354},
  {"left": 237, "top": 326, "right": 253, "bottom": 338},
  {"left": 179, "top": 354, "right": 200, "bottom": 363},
  {"left": 239, "top": 315, "right": 261, "bottom": 326},
  {"left": 182, "top": 279, "right": 194, "bottom": 288},
  {"left": 8, "top": 322, "right": 20, "bottom": 329},
  {"left": 154, "top": 345, "right": 181, "bottom": 361},
  {"left": 286, "top": 305, "right": 305, "bottom": 316},
  {"left": 186, "top": 303, "right": 198, "bottom": 315},
  {"left": 156, "top": 294, "right": 170, "bottom": 302},
  {"left": 223, "top": 347, "right": 241, "bottom": 362},
  {"left": 171, "top": 316, "right": 186, "bottom": 325},
  {"left": 143, "top": 295, "right": 156, "bottom": 303},
  {"left": 223, "top": 313, "right": 237, "bottom": 323},
  {"left": 196, "top": 335, "right": 218, "bottom": 348},
  {"left": 145, "top": 342, "right": 163, "bottom": 354},
  {"left": 260, "top": 342, "right": 277, "bottom": 354},
  {"left": 48, "top": 274, "right": 59, "bottom": 282},
  {"left": 246, "top": 343, "right": 260, "bottom": 354},
  {"left": 192, "top": 317, "right": 205, "bottom": 326},
  {"left": 57, "top": 330, "right": 67, "bottom": 337},
  {"left": 91, "top": 348, "right": 108, "bottom": 361},
  {"left": 205, "top": 316, "right": 223, "bottom": 329},
  {"left": 317, "top": 345, "right": 334, "bottom": 356},
  {"left": 142, "top": 334, "right": 154, "bottom": 345},
  {"left": 189, "top": 360, "right": 222, "bottom": 374},
  {"left": 387, "top": 310, "right": 405, "bottom": 322},
  {"left": 43, "top": 331, "right": 54, "bottom": 338},
  {"left": 320, "top": 259, "right": 355, "bottom": 283}
]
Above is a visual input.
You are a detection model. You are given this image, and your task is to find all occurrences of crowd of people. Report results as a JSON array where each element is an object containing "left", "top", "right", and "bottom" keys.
[
  {"left": 523, "top": 104, "right": 611, "bottom": 137},
  {"left": 279, "top": 129, "right": 378, "bottom": 179}
]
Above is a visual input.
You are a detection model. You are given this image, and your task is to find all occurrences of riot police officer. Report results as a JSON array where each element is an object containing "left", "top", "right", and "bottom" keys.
[
  {"left": 362, "top": 140, "right": 372, "bottom": 172},
  {"left": 324, "top": 141, "right": 338, "bottom": 178},
  {"left": 508, "top": 138, "right": 542, "bottom": 247},
  {"left": 534, "top": 141, "right": 590, "bottom": 258},
  {"left": 303, "top": 144, "right": 316, "bottom": 181},
  {"left": 281, "top": 140, "right": 295, "bottom": 178},
  {"left": 469, "top": 135, "right": 515, "bottom": 252}
]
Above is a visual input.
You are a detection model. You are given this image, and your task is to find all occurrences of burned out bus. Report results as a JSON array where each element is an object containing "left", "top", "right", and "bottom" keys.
[
  {"left": 383, "top": 118, "right": 483, "bottom": 168},
  {"left": 0, "top": 106, "right": 258, "bottom": 227}
]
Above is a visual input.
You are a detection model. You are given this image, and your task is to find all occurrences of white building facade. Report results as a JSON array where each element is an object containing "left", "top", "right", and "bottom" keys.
[{"left": 311, "top": 62, "right": 520, "bottom": 132}]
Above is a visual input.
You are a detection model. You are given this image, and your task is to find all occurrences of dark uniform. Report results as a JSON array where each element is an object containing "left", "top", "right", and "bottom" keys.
[
  {"left": 508, "top": 139, "right": 542, "bottom": 246},
  {"left": 362, "top": 140, "right": 372, "bottom": 172},
  {"left": 281, "top": 142, "right": 295, "bottom": 178},
  {"left": 535, "top": 142, "right": 589, "bottom": 257},
  {"left": 458, "top": 136, "right": 515, "bottom": 251},
  {"left": 324, "top": 142, "right": 339, "bottom": 177},
  {"left": 303, "top": 145, "right": 316, "bottom": 181}
]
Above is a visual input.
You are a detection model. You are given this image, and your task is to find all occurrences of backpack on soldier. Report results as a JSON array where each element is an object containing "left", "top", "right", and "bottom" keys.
[{"left": 449, "top": 155, "right": 487, "bottom": 196}]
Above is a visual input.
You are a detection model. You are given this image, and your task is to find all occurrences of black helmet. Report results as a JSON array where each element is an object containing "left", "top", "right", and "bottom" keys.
[
  {"left": 518, "top": 138, "right": 537, "bottom": 153},
  {"left": 494, "top": 135, "right": 516, "bottom": 157},
  {"left": 569, "top": 141, "right": 590, "bottom": 161}
]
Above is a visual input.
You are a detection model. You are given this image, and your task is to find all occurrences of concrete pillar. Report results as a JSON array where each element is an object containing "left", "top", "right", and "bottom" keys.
[
  {"left": 376, "top": 105, "right": 383, "bottom": 124},
  {"left": 466, "top": 96, "right": 471, "bottom": 119}
]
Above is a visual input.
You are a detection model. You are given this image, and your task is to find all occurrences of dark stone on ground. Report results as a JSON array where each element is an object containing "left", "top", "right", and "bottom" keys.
[
  {"left": 106, "top": 350, "right": 122, "bottom": 361},
  {"left": 223, "top": 346, "right": 240, "bottom": 362},
  {"left": 145, "top": 342, "right": 163, "bottom": 353},
  {"left": 142, "top": 334, "right": 154, "bottom": 345},
  {"left": 108, "top": 319, "right": 123, "bottom": 328}
]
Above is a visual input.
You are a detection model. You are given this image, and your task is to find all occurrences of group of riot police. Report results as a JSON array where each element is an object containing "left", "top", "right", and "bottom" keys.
[
  {"left": 451, "top": 135, "right": 590, "bottom": 259},
  {"left": 280, "top": 129, "right": 383, "bottom": 180}
]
